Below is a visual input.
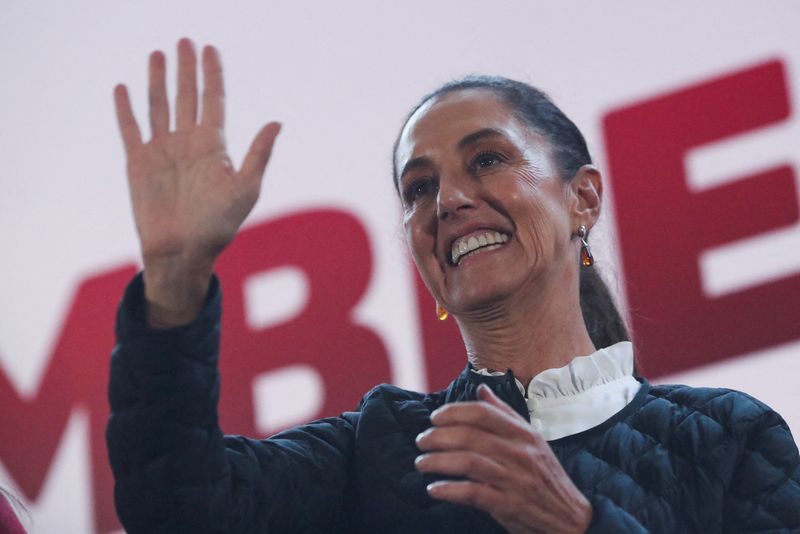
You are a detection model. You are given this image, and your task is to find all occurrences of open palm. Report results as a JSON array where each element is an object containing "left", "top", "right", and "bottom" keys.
[{"left": 115, "top": 38, "right": 280, "bottom": 264}]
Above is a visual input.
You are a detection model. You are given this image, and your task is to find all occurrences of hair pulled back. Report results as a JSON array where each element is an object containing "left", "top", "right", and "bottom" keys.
[{"left": 393, "top": 75, "right": 634, "bottom": 357}]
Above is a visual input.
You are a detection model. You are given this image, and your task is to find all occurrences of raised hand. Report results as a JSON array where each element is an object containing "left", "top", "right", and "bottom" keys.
[
  {"left": 415, "top": 384, "right": 593, "bottom": 533},
  {"left": 114, "top": 38, "right": 280, "bottom": 326}
]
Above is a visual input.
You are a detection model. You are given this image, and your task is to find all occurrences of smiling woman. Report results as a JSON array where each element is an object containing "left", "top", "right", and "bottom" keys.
[
  {"left": 106, "top": 39, "right": 800, "bottom": 533},
  {"left": 395, "top": 77, "right": 631, "bottom": 375},
  {"left": 395, "top": 84, "right": 604, "bottom": 376}
]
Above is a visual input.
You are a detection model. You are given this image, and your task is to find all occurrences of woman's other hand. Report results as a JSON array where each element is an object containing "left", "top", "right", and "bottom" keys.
[
  {"left": 415, "top": 384, "right": 592, "bottom": 533},
  {"left": 114, "top": 38, "right": 281, "bottom": 327}
]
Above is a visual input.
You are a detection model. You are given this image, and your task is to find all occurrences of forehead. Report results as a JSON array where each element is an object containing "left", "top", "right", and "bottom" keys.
[{"left": 396, "top": 89, "right": 532, "bottom": 171}]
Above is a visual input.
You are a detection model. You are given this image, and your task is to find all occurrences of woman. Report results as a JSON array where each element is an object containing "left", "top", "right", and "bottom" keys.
[{"left": 107, "top": 39, "right": 800, "bottom": 533}]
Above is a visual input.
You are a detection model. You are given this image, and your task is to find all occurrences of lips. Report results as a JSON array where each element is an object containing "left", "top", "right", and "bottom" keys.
[{"left": 450, "top": 230, "right": 510, "bottom": 265}]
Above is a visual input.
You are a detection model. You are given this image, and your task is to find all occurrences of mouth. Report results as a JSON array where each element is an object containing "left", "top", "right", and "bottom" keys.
[{"left": 450, "top": 230, "right": 510, "bottom": 265}]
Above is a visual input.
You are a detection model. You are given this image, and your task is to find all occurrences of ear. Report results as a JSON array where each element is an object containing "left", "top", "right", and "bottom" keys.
[{"left": 569, "top": 164, "right": 602, "bottom": 231}]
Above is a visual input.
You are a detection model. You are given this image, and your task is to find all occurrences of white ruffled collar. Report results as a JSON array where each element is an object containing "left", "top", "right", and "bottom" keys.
[{"left": 472, "top": 341, "right": 640, "bottom": 440}]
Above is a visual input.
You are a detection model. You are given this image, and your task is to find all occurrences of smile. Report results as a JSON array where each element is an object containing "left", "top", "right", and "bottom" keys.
[{"left": 451, "top": 231, "right": 510, "bottom": 265}]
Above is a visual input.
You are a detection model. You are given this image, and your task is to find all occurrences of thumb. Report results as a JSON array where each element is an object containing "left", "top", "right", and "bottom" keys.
[{"left": 239, "top": 121, "right": 282, "bottom": 183}]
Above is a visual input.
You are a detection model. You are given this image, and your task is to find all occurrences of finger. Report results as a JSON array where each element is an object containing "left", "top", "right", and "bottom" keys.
[
  {"left": 430, "top": 400, "right": 532, "bottom": 441},
  {"left": 148, "top": 50, "right": 169, "bottom": 136},
  {"left": 477, "top": 383, "right": 522, "bottom": 419},
  {"left": 415, "top": 451, "right": 507, "bottom": 486},
  {"left": 427, "top": 480, "right": 507, "bottom": 515},
  {"left": 113, "top": 84, "right": 142, "bottom": 153},
  {"left": 239, "top": 122, "right": 281, "bottom": 183},
  {"left": 200, "top": 45, "right": 225, "bottom": 127},
  {"left": 175, "top": 38, "right": 198, "bottom": 130},
  {"left": 430, "top": 479, "right": 585, "bottom": 533},
  {"left": 416, "top": 424, "right": 521, "bottom": 462}
]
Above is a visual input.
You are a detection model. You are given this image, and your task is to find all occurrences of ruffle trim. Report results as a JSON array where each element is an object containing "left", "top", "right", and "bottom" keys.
[{"left": 471, "top": 341, "right": 640, "bottom": 440}]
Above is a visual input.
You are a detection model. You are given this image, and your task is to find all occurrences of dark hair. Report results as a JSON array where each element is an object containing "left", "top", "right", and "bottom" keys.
[
  {"left": 392, "top": 75, "right": 591, "bottom": 192},
  {"left": 393, "top": 75, "right": 636, "bottom": 367}
]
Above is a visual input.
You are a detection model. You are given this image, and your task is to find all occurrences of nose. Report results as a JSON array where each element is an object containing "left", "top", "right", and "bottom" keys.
[{"left": 436, "top": 172, "right": 478, "bottom": 221}]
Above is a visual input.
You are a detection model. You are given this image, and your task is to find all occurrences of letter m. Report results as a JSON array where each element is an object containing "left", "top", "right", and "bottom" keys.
[{"left": 0, "top": 265, "right": 136, "bottom": 533}]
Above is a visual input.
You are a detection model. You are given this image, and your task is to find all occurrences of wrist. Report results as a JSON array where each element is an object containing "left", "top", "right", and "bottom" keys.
[{"left": 142, "top": 254, "right": 215, "bottom": 328}]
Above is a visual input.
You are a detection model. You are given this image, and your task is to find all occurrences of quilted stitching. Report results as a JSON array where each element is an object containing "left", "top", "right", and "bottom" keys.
[
  {"left": 108, "top": 274, "right": 800, "bottom": 533},
  {"left": 546, "top": 386, "right": 800, "bottom": 533}
]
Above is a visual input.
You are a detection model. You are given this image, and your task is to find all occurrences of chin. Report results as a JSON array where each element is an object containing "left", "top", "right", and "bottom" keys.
[{"left": 447, "top": 281, "right": 518, "bottom": 316}]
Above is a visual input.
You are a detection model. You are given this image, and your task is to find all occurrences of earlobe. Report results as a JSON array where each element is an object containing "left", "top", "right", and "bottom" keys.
[{"left": 571, "top": 164, "right": 602, "bottom": 228}]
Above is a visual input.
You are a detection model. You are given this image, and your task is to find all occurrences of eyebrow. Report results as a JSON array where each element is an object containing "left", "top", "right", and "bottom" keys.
[
  {"left": 399, "top": 155, "right": 434, "bottom": 183},
  {"left": 456, "top": 127, "right": 506, "bottom": 150},
  {"left": 399, "top": 128, "right": 508, "bottom": 181}
]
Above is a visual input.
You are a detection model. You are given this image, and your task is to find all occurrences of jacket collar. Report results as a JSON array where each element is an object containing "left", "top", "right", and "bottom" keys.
[{"left": 440, "top": 363, "right": 530, "bottom": 422}]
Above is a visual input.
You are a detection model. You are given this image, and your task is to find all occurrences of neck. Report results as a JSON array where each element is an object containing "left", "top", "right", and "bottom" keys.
[{"left": 455, "top": 268, "right": 595, "bottom": 386}]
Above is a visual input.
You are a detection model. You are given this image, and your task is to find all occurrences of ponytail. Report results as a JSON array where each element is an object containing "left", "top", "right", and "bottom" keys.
[{"left": 579, "top": 265, "right": 641, "bottom": 376}]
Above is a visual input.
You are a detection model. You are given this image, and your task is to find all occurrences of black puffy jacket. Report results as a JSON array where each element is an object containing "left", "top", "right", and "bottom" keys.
[{"left": 107, "top": 275, "right": 800, "bottom": 533}]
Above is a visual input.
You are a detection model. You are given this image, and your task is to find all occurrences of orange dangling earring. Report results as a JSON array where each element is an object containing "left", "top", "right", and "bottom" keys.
[
  {"left": 578, "top": 225, "right": 594, "bottom": 267},
  {"left": 435, "top": 302, "right": 449, "bottom": 321}
]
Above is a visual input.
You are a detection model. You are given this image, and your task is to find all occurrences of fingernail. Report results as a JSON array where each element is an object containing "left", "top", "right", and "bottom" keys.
[
  {"left": 477, "top": 383, "right": 493, "bottom": 397},
  {"left": 427, "top": 481, "right": 446, "bottom": 494},
  {"left": 414, "top": 454, "right": 427, "bottom": 467},
  {"left": 430, "top": 407, "right": 443, "bottom": 422},
  {"left": 415, "top": 429, "right": 431, "bottom": 445}
]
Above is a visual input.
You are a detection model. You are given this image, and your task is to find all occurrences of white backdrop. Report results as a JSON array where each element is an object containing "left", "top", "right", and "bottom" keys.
[{"left": 1, "top": 2, "right": 799, "bottom": 532}]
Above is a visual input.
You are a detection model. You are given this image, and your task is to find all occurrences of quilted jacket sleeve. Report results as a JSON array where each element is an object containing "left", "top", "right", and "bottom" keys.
[
  {"left": 585, "top": 494, "right": 648, "bottom": 533},
  {"left": 107, "top": 274, "right": 357, "bottom": 534},
  {"left": 722, "top": 393, "right": 800, "bottom": 532}
]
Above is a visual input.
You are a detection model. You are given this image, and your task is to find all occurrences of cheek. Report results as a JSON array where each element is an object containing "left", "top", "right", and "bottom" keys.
[
  {"left": 407, "top": 232, "right": 447, "bottom": 303},
  {"left": 405, "top": 217, "right": 440, "bottom": 276},
  {"left": 506, "top": 170, "right": 570, "bottom": 259},
  {"left": 517, "top": 210, "right": 555, "bottom": 263}
]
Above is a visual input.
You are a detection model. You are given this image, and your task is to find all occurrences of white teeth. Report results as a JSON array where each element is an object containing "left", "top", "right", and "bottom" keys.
[{"left": 451, "top": 230, "right": 510, "bottom": 264}]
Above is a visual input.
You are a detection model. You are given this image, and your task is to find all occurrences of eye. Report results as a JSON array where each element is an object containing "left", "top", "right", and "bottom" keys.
[
  {"left": 471, "top": 151, "right": 506, "bottom": 171},
  {"left": 404, "top": 178, "right": 438, "bottom": 204}
]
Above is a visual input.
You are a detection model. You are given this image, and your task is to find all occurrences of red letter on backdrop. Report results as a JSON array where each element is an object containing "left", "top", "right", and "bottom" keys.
[
  {"left": 0, "top": 265, "right": 137, "bottom": 534},
  {"left": 603, "top": 59, "right": 799, "bottom": 377}
]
